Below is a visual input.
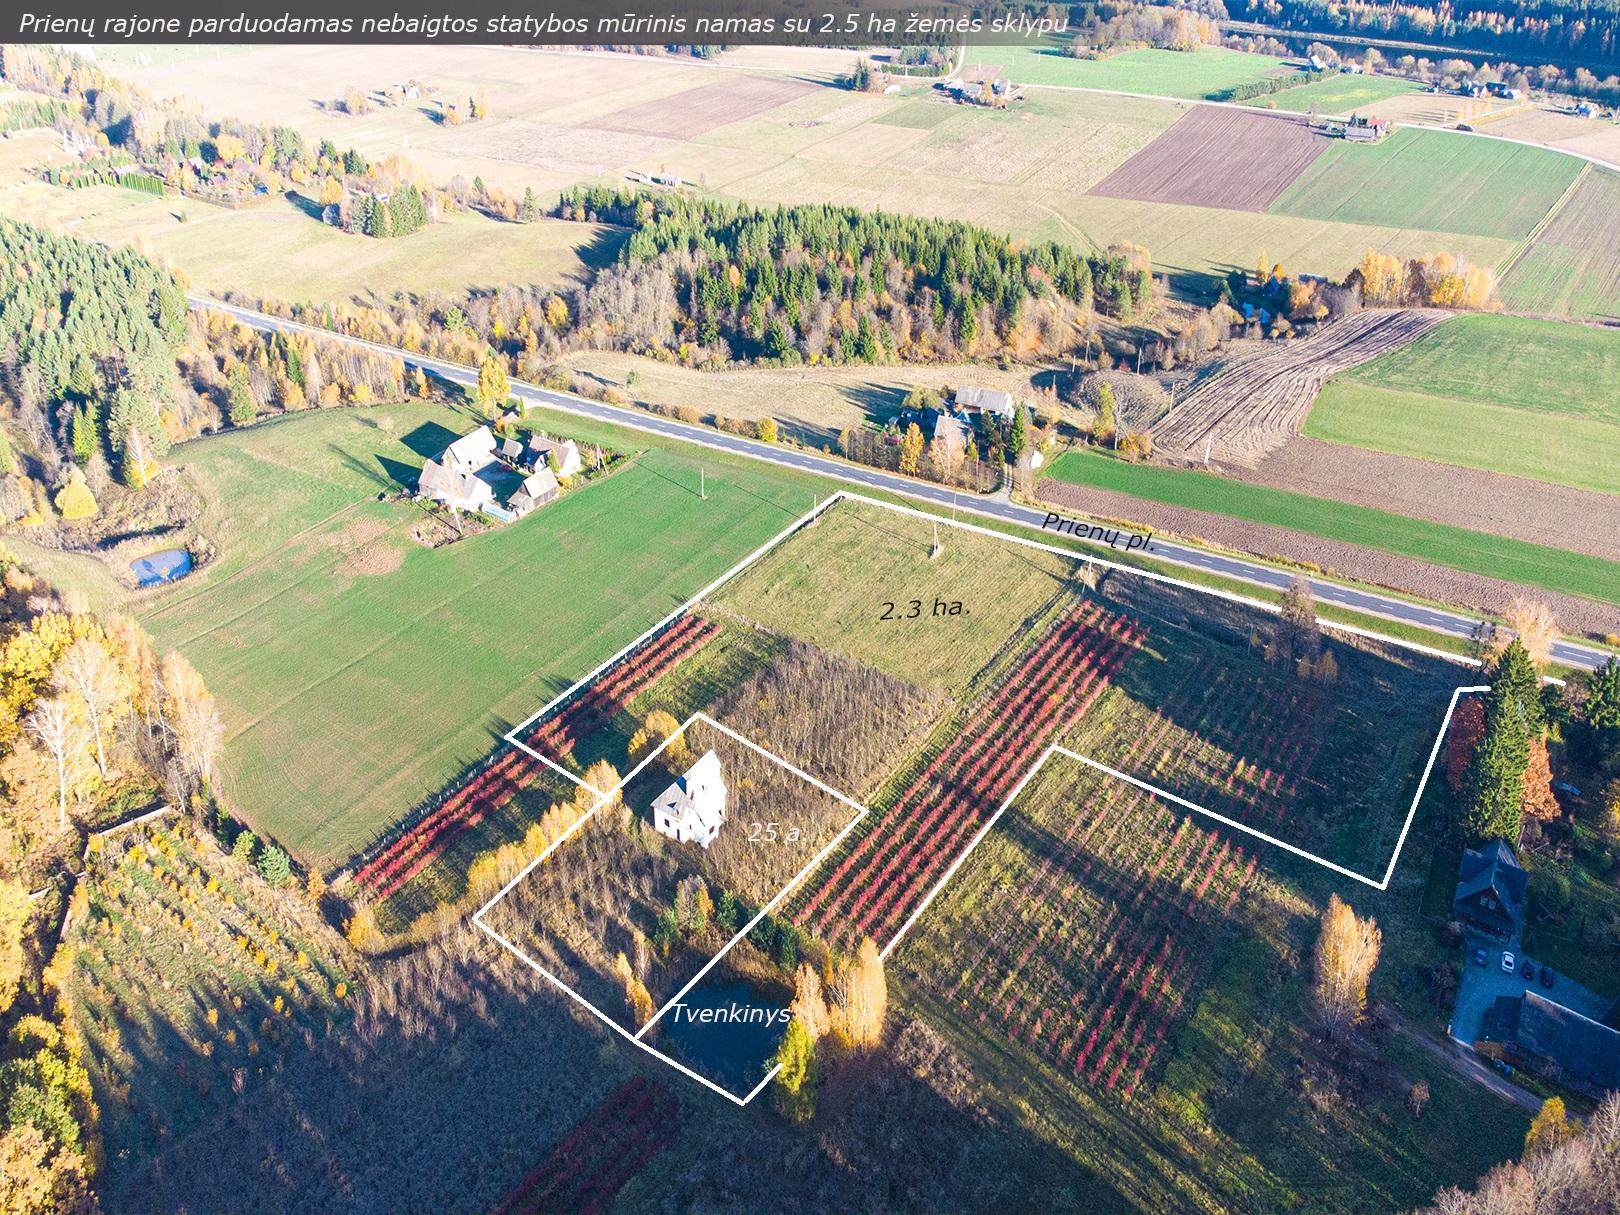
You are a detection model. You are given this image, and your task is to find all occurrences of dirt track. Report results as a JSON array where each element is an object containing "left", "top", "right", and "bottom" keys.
[
  {"left": 1038, "top": 479, "right": 1620, "bottom": 637},
  {"left": 1245, "top": 438, "right": 1620, "bottom": 563},
  {"left": 1154, "top": 310, "right": 1448, "bottom": 465}
]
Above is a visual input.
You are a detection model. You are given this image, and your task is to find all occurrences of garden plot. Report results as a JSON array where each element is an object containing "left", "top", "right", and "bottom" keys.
[
  {"left": 474, "top": 493, "right": 1472, "bottom": 1102},
  {"left": 901, "top": 759, "right": 1259, "bottom": 1097}
]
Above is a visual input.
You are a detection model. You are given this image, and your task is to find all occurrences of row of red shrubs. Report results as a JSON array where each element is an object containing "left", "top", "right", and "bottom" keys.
[
  {"left": 489, "top": 1074, "right": 677, "bottom": 1215},
  {"left": 353, "top": 615, "right": 718, "bottom": 901},
  {"left": 798, "top": 599, "right": 1143, "bottom": 950}
]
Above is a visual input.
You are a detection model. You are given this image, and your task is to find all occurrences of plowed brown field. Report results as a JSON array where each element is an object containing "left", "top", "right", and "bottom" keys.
[{"left": 1088, "top": 106, "right": 1328, "bottom": 212}]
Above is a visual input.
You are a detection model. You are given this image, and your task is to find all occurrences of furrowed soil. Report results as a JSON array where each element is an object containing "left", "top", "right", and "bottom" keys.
[
  {"left": 1037, "top": 478, "right": 1620, "bottom": 635},
  {"left": 1243, "top": 437, "right": 1620, "bottom": 564},
  {"left": 1089, "top": 106, "right": 1328, "bottom": 211}
]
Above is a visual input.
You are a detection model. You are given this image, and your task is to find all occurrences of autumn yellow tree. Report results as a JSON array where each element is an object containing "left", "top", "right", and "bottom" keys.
[
  {"left": 789, "top": 961, "right": 832, "bottom": 1042},
  {"left": 1524, "top": 1096, "right": 1578, "bottom": 1156},
  {"left": 898, "top": 423, "right": 925, "bottom": 476},
  {"left": 834, "top": 937, "right": 888, "bottom": 1052},
  {"left": 52, "top": 635, "right": 127, "bottom": 779},
  {"left": 0, "top": 880, "right": 29, "bottom": 1017},
  {"left": 1313, "top": 894, "right": 1382, "bottom": 1040},
  {"left": 475, "top": 351, "right": 509, "bottom": 419},
  {"left": 52, "top": 471, "right": 97, "bottom": 522}
]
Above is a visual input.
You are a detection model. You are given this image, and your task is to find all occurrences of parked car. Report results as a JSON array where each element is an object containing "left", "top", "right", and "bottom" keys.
[
  {"left": 1501, "top": 951, "right": 1516, "bottom": 973},
  {"left": 1540, "top": 967, "right": 1556, "bottom": 989},
  {"left": 1520, "top": 961, "right": 1536, "bottom": 982},
  {"left": 1474, "top": 947, "right": 1488, "bottom": 967}
]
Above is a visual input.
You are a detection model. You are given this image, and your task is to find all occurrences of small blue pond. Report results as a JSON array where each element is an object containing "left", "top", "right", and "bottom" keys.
[
  {"left": 659, "top": 979, "right": 790, "bottom": 1095},
  {"left": 131, "top": 548, "right": 192, "bottom": 588}
]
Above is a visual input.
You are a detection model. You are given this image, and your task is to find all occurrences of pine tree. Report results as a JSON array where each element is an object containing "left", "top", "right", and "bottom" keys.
[
  {"left": 1463, "top": 704, "right": 1530, "bottom": 843},
  {"left": 520, "top": 187, "right": 539, "bottom": 223},
  {"left": 70, "top": 402, "right": 98, "bottom": 464},
  {"left": 1488, "top": 639, "right": 1544, "bottom": 736},
  {"left": 258, "top": 845, "right": 291, "bottom": 888}
]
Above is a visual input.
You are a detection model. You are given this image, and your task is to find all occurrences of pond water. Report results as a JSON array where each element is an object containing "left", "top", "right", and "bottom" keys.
[
  {"left": 657, "top": 978, "right": 791, "bottom": 1096},
  {"left": 130, "top": 548, "right": 192, "bottom": 588}
]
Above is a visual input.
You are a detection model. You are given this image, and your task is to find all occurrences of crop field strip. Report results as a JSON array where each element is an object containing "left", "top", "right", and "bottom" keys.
[
  {"left": 1269, "top": 127, "right": 1584, "bottom": 241},
  {"left": 489, "top": 1075, "right": 677, "bottom": 1215},
  {"left": 1305, "top": 311, "right": 1620, "bottom": 495},
  {"left": 795, "top": 599, "right": 1144, "bottom": 951},
  {"left": 1500, "top": 167, "right": 1620, "bottom": 319},
  {"left": 921, "top": 763, "right": 1259, "bottom": 1097},
  {"left": 1088, "top": 106, "right": 1329, "bottom": 212}
]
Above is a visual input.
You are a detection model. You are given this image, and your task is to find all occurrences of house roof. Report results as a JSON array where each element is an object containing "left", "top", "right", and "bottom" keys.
[
  {"left": 653, "top": 748, "right": 725, "bottom": 834},
  {"left": 529, "top": 433, "right": 581, "bottom": 458},
  {"left": 418, "top": 457, "right": 493, "bottom": 506},
  {"left": 933, "top": 413, "right": 969, "bottom": 445},
  {"left": 1480, "top": 990, "right": 1620, "bottom": 1091},
  {"left": 511, "top": 467, "right": 559, "bottom": 505},
  {"left": 443, "top": 426, "right": 498, "bottom": 468},
  {"left": 955, "top": 386, "right": 1014, "bottom": 417},
  {"left": 1454, "top": 840, "right": 1528, "bottom": 919},
  {"left": 500, "top": 437, "right": 524, "bottom": 460}
]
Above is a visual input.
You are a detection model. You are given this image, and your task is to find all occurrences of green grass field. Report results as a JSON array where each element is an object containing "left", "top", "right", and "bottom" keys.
[
  {"left": 1306, "top": 382, "right": 1620, "bottom": 497},
  {"left": 137, "top": 402, "right": 824, "bottom": 867},
  {"left": 1499, "top": 167, "right": 1620, "bottom": 321},
  {"left": 1347, "top": 314, "right": 1620, "bottom": 424},
  {"left": 1252, "top": 72, "right": 1415, "bottom": 114},
  {"left": 713, "top": 499, "right": 1080, "bottom": 695},
  {"left": 1305, "top": 314, "right": 1620, "bottom": 494},
  {"left": 1270, "top": 127, "right": 1582, "bottom": 241},
  {"left": 1043, "top": 448, "right": 1620, "bottom": 603},
  {"left": 984, "top": 42, "right": 1287, "bottom": 99}
]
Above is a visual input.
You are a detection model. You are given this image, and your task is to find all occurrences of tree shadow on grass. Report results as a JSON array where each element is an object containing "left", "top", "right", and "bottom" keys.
[{"left": 400, "top": 419, "right": 462, "bottom": 459}]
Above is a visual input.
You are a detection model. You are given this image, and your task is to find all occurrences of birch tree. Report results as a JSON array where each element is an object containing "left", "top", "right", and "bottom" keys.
[
  {"left": 53, "top": 636, "right": 126, "bottom": 778},
  {"left": 1313, "top": 894, "right": 1382, "bottom": 1040},
  {"left": 25, "top": 695, "right": 90, "bottom": 831},
  {"left": 159, "top": 651, "right": 223, "bottom": 797}
]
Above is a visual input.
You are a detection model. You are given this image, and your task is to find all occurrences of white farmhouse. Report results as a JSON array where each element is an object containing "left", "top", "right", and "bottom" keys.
[{"left": 651, "top": 749, "right": 727, "bottom": 848}]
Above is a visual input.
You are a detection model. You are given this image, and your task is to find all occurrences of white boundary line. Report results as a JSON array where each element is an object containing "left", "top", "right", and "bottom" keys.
[
  {"left": 475, "top": 710, "right": 870, "bottom": 1103},
  {"left": 472, "top": 489, "right": 1485, "bottom": 1098},
  {"left": 880, "top": 682, "right": 1487, "bottom": 961}
]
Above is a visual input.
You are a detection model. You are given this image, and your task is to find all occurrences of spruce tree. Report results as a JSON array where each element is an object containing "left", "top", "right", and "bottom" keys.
[
  {"left": 227, "top": 363, "right": 257, "bottom": 426},
  {"left": 1462, "top": 704, "right": 1530, "bottom": 843},
  {"left": 1489, "top": 639, "right": 1544, "bottom": 735},
  {"left": 1008, "top": 403, "right": 1028, "bottom": 462}
]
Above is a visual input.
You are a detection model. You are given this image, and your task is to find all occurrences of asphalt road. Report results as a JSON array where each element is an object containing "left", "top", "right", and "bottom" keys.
[{"left": 193, "top": 296, "right": 1613, "bottom": 672}]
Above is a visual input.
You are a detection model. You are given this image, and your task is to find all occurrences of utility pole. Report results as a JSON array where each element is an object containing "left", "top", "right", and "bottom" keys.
[
  {"left": 931, "top": 519, "right": 943, "bottom": 559},
  {"left": 700, "top": 467, "right": 707, "bottom": 501},
  {"left": 1203, "top": 437, "right": 1212, "bottom": 470}
]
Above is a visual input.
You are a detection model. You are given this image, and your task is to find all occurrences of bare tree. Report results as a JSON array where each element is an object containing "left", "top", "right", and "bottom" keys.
[
  {"left": 53, "top": 636, "right": 125, "bottom": 778},
  {"left": 26, "top": 695, "right": 91, "bottom": 831},
  {"left": 159, "top": 652, "right": 223, "bottom": 799}
]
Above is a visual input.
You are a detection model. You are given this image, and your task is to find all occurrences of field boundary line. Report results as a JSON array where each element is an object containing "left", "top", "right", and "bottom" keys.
[
  {"left": 880, "top": 682, "right": 1483, "bottom": 961},
  {"left": 476, "top": 709, "right": 870, "bottom": 1102},
  {"left": 1499, "top": 159, "right": 1591, "bottom": 281}
]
